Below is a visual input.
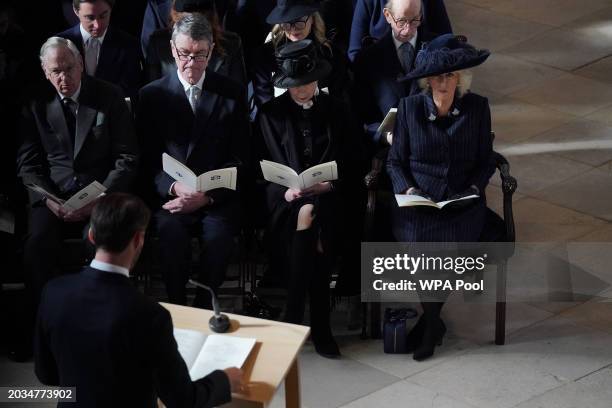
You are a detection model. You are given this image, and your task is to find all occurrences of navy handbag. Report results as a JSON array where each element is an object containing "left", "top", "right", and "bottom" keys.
[{"left": 383, "top": 308, "right": 418, "bottom": 354}]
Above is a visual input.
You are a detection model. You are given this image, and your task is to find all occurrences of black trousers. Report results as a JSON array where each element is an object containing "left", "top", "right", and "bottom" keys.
[
  {"left": 154, "top": 209, "right": 236, "bottom": 306},
  {"left": 23, "top": 205, "right": 90, "bottom": 301}
]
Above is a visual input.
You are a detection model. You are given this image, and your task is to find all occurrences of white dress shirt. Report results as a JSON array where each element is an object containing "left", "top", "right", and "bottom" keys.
[
  {"left": 176, "top": 69, "right": 206, "bottom": 108},
  {"left": 392, "top": 33, "right": 418, "bottom": 62},
  {"left": 90, "top": 259, "right": 130, "bottom": 278}
]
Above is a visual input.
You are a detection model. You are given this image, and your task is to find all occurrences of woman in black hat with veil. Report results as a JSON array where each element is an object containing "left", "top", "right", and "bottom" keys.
[
  {"left": 387, "top": 34, "right": 501, "bottom": 361},
  {"left": 250, "top": 0, "right": 350, "bottom": 109},
  {"left": 257, "top": 39, "right": 365, "bottom": 358}
]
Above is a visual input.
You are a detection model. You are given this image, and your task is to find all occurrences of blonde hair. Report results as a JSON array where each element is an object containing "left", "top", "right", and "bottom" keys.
[
  {"left": 418, "top": 69, "right": 473, "bottom": 98},
  {"left": 271, "top": 12, "right": 331, "bottom": 53}
]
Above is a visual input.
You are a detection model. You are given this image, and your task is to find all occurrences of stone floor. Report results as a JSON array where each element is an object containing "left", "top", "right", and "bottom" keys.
[{"left": 3, "top": 1, "right": 612, "bottom": 407}]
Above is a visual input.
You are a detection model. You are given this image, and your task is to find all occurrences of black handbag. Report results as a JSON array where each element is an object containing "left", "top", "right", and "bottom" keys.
[{"left": 383, "top": 308, "right": 418, "bottom": 354}]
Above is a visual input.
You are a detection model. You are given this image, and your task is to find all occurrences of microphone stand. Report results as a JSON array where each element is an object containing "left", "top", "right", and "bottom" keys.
[{"left": 188, "top": 279, "right": 230, "bottom": 333}]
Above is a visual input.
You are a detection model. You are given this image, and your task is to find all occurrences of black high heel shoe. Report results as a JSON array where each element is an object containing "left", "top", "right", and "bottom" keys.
[
  {"left": 413, "top": 319, "right": 446, "bottom": 361},
  {"left": 406, "top": 315, "right": 426, "bottom": 352}
]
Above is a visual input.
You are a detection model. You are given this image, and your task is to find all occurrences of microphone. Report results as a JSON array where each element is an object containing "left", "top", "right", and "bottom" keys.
[{"left": 188, "top": 279, "right": 230, "bottom": 333}]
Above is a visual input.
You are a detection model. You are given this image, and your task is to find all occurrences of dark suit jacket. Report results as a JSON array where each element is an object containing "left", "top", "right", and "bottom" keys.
[
  {"left": 35, "top": 266, "right": 231, "bottom": 408},
  {"left": 57, "top": 25, "right": 143, "bottom": 101},
  {"left": 138, "top": 69, "right": 248, "bottom": 218},
  {"left": 17, "top": 76, "right": 138, "bottom": 205},
  {"left": 140, "top": 0, "right": 172, "bottom": 58},
  {"left": 353, "top": 30, "right": 434, "bottom": 146},
  {"left": 348, "top": 0, "right": 452, "bottom": 61}
]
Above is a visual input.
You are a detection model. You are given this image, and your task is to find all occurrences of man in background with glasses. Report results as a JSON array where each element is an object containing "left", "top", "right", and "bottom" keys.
[
  {"left": 137, "top": 13, "right": 248, "bottom": 309},
  {"left": 353, "top": 0, "right": 442, "bottom": 149}
]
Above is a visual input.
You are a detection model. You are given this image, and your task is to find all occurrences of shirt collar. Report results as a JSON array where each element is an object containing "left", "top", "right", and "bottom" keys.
[
  {"left": 57, "top": 81, "right": 82, "bottom": 104},
  {"left": 424, "top": 91, "right": 462, "bottom": 122},
  {"left": 176, "top": 69, "right": 206, "bottom": 93},
  {"left": 80, "top": 24, "right": 108, "bottom": 46},
  {"left": 392, "top": 32, "right": 418, "bottom": 52},
  {"left": 90, "top": 259, "right": 130, "bottom": 277}
]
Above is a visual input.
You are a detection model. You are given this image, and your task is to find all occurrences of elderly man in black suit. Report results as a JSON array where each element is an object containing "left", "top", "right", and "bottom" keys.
[
  {"left": 17, "top": 36, "right": 138, "bottom": 302},
  {"left": 57, "top": 0, "right": 142, "bottom": 102},
  {"left": 35, "top": 193, "right": 243, "bottom": 408},
  {"left": 353, "top": 0, "right": 442, "bottom": 151},
  {"left": 138, "top": 13, "right": 248, "bottom": 307}
]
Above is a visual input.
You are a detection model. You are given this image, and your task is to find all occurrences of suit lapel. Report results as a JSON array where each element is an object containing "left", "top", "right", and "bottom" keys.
[
  {"left": 380, "top": 34, "right": 405, "bottom": 101},
  {"left": 96, "top": 27, "right": 118, "bottom": 77},
  {"left": 278, "top": 95, "right": 300, "bottom": 171},
  {"left": 46, "top": 97, "right": 74, "bottom": 157},
  {"left": 74, "top": 78, "right": 97, "bottom": 158}
]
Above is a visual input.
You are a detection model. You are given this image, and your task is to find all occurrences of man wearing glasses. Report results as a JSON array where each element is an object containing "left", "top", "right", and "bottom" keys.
[
  {"left": 353, "top": 0, "right": 443, "bottom": 148},
  {"left": 137, "top": 13, "right": 248, "bottom": 308}
]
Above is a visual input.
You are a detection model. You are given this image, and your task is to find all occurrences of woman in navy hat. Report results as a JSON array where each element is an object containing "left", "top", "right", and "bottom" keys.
[
  {"left": 257, "top": 39, "right": 366, "bottom": 358},
  {"left": 145, "top": 0, "right": 247, "bottom": 85},
  {"left": 250, "top": 0, "right": 350, "bottom": 109},
  {"left": 387, "top": 34, "right": 500, "bottom": 361}
]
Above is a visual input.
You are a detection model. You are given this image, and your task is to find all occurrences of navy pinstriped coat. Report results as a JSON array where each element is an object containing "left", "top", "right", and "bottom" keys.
[{"left": 386, "top": 91, "right": 495, "bottom": 242}]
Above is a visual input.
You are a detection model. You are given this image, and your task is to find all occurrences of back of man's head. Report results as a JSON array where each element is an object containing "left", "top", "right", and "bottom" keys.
[{"left": 90, "top": 193, "right": 150, "bottom": 253}]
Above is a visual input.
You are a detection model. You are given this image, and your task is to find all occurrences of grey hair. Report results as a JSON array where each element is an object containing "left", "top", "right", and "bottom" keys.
[
  {"left": 39, "top": 36, "right": 82, "bottom": 64},
  {"left": 418, "top": 69, "right": 473, "bottom": 98},
  {"left": 171, "top": 13, "right": 213, "bottom": 44},
  {"left": 384, "top": 0, "right": 422, "bottom": 13}
]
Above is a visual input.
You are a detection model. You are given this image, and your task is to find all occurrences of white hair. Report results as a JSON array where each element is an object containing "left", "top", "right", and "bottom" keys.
[
  {"left": 39, "top": 36, "right": 82, "bottom": 65},
  {"left": 418, "top": 69, "right": 473, "bottom": 98}
]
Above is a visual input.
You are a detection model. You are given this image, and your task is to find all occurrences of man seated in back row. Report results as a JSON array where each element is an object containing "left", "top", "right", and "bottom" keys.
[{"left": 35, "top": 193, "right": 243, "bottom": 407}]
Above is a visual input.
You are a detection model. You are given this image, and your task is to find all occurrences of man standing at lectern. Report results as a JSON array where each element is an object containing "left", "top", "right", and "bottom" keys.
[{"left": 34, "top": 193, "right": 243, "bottom": 407}]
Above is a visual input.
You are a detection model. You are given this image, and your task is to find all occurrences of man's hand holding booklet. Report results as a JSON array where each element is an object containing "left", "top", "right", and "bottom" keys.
[{"left": 162, "top": 153, "right": 237, "bottom": 192}]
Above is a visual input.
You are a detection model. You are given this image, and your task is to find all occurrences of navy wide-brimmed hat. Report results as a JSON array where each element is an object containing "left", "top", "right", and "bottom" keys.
[
  {"left": 266, "top": 0, "right": 320, "bottom": 25},
  {"left": 272, "top": 39, "right": 331, "bottom": 88},
  {"left": 174, "top": 0, "right": 215, "bottom": 12},
  {"left": 400, "top": 34, "right": 490, "bottom": 82}
]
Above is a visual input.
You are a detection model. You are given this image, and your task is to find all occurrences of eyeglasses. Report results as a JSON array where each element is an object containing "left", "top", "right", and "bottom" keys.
[
  {"left": 387, "top": 11, "right": 422, "bottom": 30},
  {"left": 172, "top": 41, "right": 211, "bottom": 62},
  {"left": 47, "top": 65, "right": 78, "bottom": 79},
  {"left": 280, "top": 16, "right": 310, "bottom": 31}
]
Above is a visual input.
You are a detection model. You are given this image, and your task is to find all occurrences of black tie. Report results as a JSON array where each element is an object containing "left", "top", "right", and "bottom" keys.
[
  {"left": 61, "top": 98, "right": 77, "bottom": 145},
  {"left": 399, "top": 42, "right": 415, "bottom": 74}
]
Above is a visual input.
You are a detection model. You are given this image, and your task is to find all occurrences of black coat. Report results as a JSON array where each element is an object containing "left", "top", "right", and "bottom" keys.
[
  {"left": 57, "top": 25, "right": 143, "bottom": 102},
  {"left": 145, "top": 28, "right": 247, "bottom": 87},
  {"left": 35, "top": 266, "right": 231, "bottom": 408},
  {"left": 17, "top": 77, "right": 138, "bottom": 205},
  {"left": 353, "top": 30, "right": 436, "bottom": 147},
  {"left": 137, "top": 69, "right": 248, "bottom": 219},
  {"left": 250, "top": 38, "right": 351, "bottom": 108},
  {"left": 386, "top": 92, "right": 495, "bottom": 242},
  {"left": 257, "top": 92, "right": 366, "bottom": 253}
]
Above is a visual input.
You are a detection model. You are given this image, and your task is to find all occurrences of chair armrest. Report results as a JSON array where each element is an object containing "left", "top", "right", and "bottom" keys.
[{"left": 493, "top": 151, "right": 517, "bottom": 242}]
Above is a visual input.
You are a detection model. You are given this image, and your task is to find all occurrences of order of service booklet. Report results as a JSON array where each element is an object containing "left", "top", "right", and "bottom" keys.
[
  {"left": 25, "top": 181, "right": 107, "bottom": 212},
  {"left": 173, "top": 328, "right": 256, "bottom": 381},
  {"left": 162, "top": 153, "right": 237, "bottom": 193},
  {"left": 260, "top": 160, "right": 338, "bottom": 191},
  {"left": 376, "top": 108, "right": 397, "bottom": 135},
  {"left": 395, "top": 194, "right": 479, "bottom": 209}
]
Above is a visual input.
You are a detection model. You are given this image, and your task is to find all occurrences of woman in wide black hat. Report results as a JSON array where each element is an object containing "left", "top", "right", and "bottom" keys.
[
  {"left": 257, "top": 39, "right": 366, "bottom": 358},
  {"left": 144, "top": 0, "right": 247, "bottom": 85},
  {"left": 250, "top": 0, "right": 350, "bottom": 109},
  {"left": 387, "top": 34, "right": 502, "bottom": 361}
]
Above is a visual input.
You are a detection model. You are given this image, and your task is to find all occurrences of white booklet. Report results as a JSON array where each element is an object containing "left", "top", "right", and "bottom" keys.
[
  {"left": 173, "top": 328, "right": 256, "bottom": 381},
  {"left": 395, "top": 194, "right": 479, "bottom": 209},
  {"left": 260, "top": 160, "right": 338, "bottom": 191},
  {"left": 25, "top": 181, "right": 106, "bottom": 212},
  {"left": 376, "top": 108, "right": 397, "bottom": 135},
  {"left": 162, "top": 153, "right": 237, "bottom": 193}
]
